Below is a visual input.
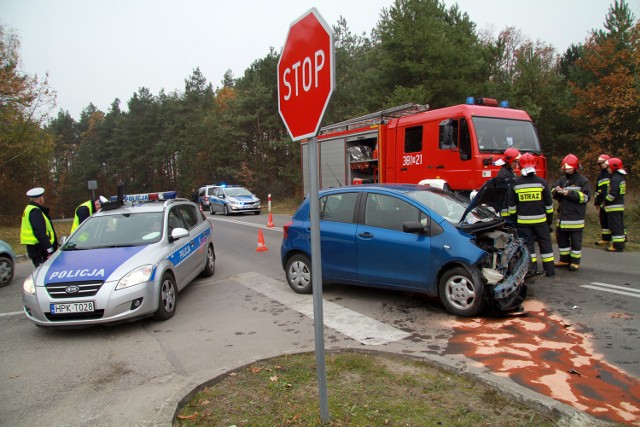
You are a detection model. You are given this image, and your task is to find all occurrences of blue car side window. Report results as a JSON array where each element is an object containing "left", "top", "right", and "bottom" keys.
[
  {"left": 365, "top": 194, "right": 424, "bottom": 232},
  {"left": 319, "top": 193, "right": 357, "bottom": 223}
]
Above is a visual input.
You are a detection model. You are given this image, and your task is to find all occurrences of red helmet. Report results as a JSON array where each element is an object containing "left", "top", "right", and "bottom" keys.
[
  {"left": 597, "top": 154, "right": 610, "bottom": 164},
  {"left": 502, "top": 148, "right": 521, "bottom": 165},
  {"left": 519, "top": 153, "right": 536, "bottom": 169},
  {"left": 561, "top": 154, "right": 579, "bottom": 172},
  {"left": 605, "top": 157, "right": 624, "bottom": 172}
]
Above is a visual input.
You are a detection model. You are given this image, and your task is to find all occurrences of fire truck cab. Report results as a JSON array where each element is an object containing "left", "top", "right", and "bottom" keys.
[{"left": 301, "top": 98, "right": 546, "bottom": 196}]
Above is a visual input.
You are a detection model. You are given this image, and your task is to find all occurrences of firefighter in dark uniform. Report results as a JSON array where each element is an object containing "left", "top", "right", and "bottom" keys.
[
  {"left": 551, "top": 154, "right": 590, "bottom": 271},
  {"left": 70, "top": 196, "right": 108, "bottom": 233},
  {"left": 603, "top": 157, "right": 626, "bottom": 252},
  {"left": 494, "top": 148, "right": 521, "bottom": 218},
  {"left": 594, "top": 154, "right": 611, "bottom": 246},
  {"left": 508, "top": 153, "right": 555, "bottom": 277},
  {"left": 20, "top": 187, "right": 58, "bottom": 267}
]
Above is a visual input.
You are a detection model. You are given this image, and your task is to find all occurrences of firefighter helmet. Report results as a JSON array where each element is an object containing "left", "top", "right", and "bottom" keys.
[
  {"left": 561, "top": 154, "right": 579, "bottom": 172},
  {"left": 502, "top": 148, "right": 521, "bottom": 165},
  {"left": 597, "top": 154, "right": 610, "bottom": 164},
  {"left": 519, "top": 153, "right": 536, "bottom": 175},
  {"left": 605, "top": 157, "right": 624, "bottom": 172}
]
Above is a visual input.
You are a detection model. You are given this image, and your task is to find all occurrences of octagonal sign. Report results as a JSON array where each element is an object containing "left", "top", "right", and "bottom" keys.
[{"left": 278, "top": 8, "right": 335, "bottom": 141}]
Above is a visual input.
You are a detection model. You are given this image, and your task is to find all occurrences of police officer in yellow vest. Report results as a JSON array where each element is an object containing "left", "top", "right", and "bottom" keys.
[
  {"left": 20, "top": 187, "right": 58, "bottom": 267},
  {"left": 70, "top": 196, "right": 108, "bottom": 233}
]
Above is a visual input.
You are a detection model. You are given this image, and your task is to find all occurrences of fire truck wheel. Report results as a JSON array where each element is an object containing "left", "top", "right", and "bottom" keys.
[
  {"left": 285, "top": 254, "right": 312, "bottom": 294},
  {"left": 438, "top": 266, "right": 485, "bottom": 317}
]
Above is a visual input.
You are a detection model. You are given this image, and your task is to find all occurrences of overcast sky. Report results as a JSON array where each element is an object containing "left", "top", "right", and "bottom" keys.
[{"left": 2, "top": 0, "right": 637, "bottom": 120}]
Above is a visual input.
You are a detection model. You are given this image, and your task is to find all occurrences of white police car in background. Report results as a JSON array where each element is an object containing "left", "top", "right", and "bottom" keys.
[
  {"left": 208, "top": 185, "right": 261, "bottom": 215},
  {"left": 22, "top": 191, "right": 215, "bottom": 328}
]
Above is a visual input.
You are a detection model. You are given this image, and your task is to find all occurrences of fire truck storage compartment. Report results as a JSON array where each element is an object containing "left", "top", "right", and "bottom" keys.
[
  {"left": 347, "top": 133, "right": 378, "bottom": 185},
  {"left": 302, "top": 138, "right": 348, "bottom": 194}
]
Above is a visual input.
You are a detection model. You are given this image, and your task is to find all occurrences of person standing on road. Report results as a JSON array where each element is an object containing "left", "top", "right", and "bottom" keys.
[
  {"left": 551, "top": 154, "right": 590, "bottom": 271},
  {"left": 20, "top": 187, "right": 58, "bottom": 267},
  {"left": 594, "top": 154, "right": 611, "bottom": 246},
  {"left": 70, "top": 196, "right": 108, "bottom": 233},
  {"left": 603, "top": 157, "right": 627, "bottom": 252},
  {"left": 494, "top": 148, "right": 521, "bottom": 218},
  {"left": 508, "top": 153, "right": 555, "bottom": 277}
]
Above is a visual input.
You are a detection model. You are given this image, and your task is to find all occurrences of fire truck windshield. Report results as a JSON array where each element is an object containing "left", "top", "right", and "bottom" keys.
[{"left": 473, "top": 116, "right": 541, "bottom": 154}]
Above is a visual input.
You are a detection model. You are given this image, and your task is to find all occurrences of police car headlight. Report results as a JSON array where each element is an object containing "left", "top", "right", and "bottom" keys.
[
  {"left": 116, "top": 265, "right": 154, "bottom": 290},
  {"left": 23, "top": 275, "right": 35, "bottom": 295}
]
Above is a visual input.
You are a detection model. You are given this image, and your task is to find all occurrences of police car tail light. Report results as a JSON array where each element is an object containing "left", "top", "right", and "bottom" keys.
[{"left": 116, "top": 265, "right": 154, "bottom": 290}]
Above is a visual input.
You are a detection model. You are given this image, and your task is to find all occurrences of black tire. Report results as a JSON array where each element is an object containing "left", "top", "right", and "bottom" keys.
[
  {"left": 154, "top": 273, "right": 177, "bottom": 320},
  {"left": 438, "top": 266, "right": 485, "bottom": 317},
  {"left": 209, "top": 204, "right": 215, "bottom": 215},
  {"left": 223, "top": 205, "right": 230, "bottom": 216},
  {"left": 285, "top": 254, "right": 312, "bottom": 294},
  {"left": 201, "top": 244, "right": 215, "bottom": 277},
  {"left": 0, "top": 256, "right": 14, "bottom": 288}
]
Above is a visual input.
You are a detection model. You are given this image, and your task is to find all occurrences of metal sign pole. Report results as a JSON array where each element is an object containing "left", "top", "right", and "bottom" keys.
[{"left": 308, "top": 135, "right": 329, "bottom": 421}]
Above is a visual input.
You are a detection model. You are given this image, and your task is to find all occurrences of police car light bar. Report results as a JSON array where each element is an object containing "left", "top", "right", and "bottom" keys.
[{"left": 122, "top": 191, "right": 178, "bottom": 203}]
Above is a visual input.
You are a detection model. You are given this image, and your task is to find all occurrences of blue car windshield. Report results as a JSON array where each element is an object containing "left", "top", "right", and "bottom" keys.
[
  {"left": 407, "top": 190, "right": 496, "bottom": 225},
  {"left": 64, "top": 212, "right": 164, "bottom": 249}
]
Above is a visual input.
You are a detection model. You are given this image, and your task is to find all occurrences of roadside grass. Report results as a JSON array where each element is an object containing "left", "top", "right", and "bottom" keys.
[
  {"left": 0, "top": 219, "right": 72, "bottom": 257},
  {"left": 175, "top": 351, "right": 561, "bottom": 427}
]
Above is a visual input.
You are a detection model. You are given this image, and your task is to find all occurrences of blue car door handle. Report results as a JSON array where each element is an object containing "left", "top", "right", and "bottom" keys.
[{"left": 357, "top": 232, "right": 374, "bottom": 239}]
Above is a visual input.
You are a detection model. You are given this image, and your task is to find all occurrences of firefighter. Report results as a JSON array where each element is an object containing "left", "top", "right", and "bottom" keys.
[
  {"left": 494, "top": 148, "right": 521, "bottom": 218},
  {"left": 20, "top": 187, "right": 58, "bottom": 267},
  {"left": 594, "top": 154, "right": 611, "bottom": 246},
  {"left": 603, "top": 157, "right": 627, "bottom": 252},
  {"left": 551, "top": 154, "right": 590, "bottom": 271},
  {"left": 508, "top": 153, "right": 555, "bottom": 277},
  {"left": 70, "top": 196, "right": 108, "bottom": 233}
]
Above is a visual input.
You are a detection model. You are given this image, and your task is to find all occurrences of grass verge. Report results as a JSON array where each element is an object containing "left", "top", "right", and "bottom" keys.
[{"left": 175, "top": 351, "right": 561, "bottom": 427}]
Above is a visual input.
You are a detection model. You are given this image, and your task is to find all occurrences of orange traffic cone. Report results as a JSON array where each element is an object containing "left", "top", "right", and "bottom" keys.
[
  {"left": 256, "top": 229, "right": 268, "bottom": 252},
  {"left": 267, "top": 212, "right": 274, "bottom": 228}
]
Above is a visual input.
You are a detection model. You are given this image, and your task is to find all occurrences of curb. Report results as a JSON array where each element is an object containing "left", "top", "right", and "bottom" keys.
[{"left": 161, "top": 348, "right": 609, "bottom": 427}]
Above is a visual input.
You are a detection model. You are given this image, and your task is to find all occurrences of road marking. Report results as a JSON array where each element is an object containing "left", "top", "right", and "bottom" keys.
[
  {"left": 235, "top": 272, "right": 410, "bottom": 346},
  {"left": 208, "top": 216, "right": 282, "bottom": 232},
  {"left": 580, "top": 282, "right": 640, "bottom": 299},
  {"left": 0, "top": 311, "right": 24, "bottom": 318}
]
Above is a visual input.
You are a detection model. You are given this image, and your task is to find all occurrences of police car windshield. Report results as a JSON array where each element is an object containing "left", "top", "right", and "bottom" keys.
[
  {"left": 64, "top": 212, "right": 164, "bottom": 249},
  {"left": 473, "top": 117, "right": 541, "bottom": 154},
  {"left": 225, "top": 187, "right": 252, "bottom": 197}
]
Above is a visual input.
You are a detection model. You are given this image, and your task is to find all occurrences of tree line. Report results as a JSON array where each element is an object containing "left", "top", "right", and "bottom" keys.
[{"left": 1, "top": 0, "right": 637, "bottom": 223}]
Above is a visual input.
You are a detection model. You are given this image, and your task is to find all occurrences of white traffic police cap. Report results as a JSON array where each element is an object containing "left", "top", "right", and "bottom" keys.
[{"left": 26, "top": 187, "right": 45, "bottom": 198}]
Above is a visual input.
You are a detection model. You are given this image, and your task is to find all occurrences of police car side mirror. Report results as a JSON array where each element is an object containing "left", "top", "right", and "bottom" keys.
[{"left": 170, "top": 227, "right": 189, "bottom": 242}]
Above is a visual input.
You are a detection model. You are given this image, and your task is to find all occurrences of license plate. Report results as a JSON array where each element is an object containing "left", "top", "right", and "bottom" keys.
[{"left": 50, "top": 301, "right": 95, "bottom": 314}]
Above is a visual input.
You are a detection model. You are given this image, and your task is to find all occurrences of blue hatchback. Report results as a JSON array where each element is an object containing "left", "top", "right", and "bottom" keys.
[{"left": 281, "top": 182, "right": 529, "bottom": 317}]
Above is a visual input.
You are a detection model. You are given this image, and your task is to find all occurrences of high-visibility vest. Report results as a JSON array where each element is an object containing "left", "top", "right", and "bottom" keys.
[
  {"left": 71, "top": 200, "right": 93, "bottom": 233},
  {"left": 20, "top": 205, "right": 55, "bottom": 245}
]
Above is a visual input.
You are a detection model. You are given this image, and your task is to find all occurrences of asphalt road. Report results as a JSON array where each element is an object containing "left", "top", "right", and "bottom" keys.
[{"left": 0, "top": 212, "right": 638, "bottom": 426}]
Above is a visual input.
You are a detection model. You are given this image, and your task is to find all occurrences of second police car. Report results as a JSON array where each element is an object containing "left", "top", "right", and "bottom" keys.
[{"left": 22, "top": 191, "right": 215, "bottom": 328}]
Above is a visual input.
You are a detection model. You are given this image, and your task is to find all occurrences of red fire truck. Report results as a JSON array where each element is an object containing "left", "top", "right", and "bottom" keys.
[{"left": 301, "top": 97, "right": 546, "bottom": 196}]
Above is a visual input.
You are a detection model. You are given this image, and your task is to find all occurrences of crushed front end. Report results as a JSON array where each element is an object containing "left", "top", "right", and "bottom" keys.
[{"left": 475, "top": 227, "right": 529, "bottom": 312}]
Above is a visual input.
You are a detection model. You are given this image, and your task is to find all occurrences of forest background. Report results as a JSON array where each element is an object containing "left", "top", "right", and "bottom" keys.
[{"left": 0, "top": 0, "right": 638, "bottom": 224}]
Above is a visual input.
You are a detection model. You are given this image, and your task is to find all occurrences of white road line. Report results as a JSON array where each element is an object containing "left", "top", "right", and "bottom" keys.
[
  {"left": 235, "top": 272, "right": 410, "bottom": 346},
  {"left": 580, "top": 282, "right": 640, "bottom": 299},
  {"left": 209, "top": 217, "right": 282, "bottom": 232},
  {"left": 0, "top": 311, "right": 24, "bottom": 318}
]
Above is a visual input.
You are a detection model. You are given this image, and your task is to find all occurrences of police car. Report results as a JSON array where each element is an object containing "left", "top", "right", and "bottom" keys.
[{"left": 22, "top": 191, "right": 215, "bottom": 327}]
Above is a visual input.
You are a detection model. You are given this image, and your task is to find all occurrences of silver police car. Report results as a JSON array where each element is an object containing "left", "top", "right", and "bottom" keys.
[{"left": 22, "top": 191, "right": 215, "bottom": 327}]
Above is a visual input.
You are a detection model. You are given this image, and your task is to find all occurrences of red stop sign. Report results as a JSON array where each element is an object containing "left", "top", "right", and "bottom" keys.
[{"left": 278, "top": 8, "right": 335, "bottom": 141}]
